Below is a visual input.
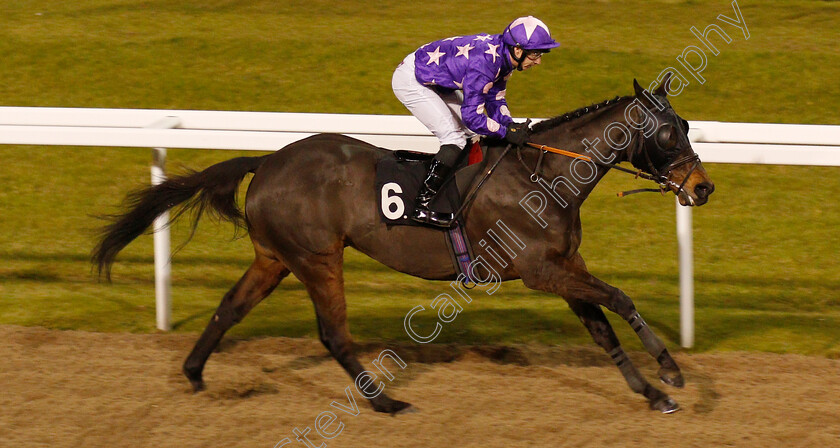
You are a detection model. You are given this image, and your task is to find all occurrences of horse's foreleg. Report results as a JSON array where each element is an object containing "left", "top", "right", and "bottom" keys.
[
  {"left": 566, "top": 299, "right": 679, "bottom": 413},
  {"left": 182, "top": 254, "right": 289, "bottom": 391},
  {"left": 592, "top": 286, "right": 684, "bottom": 389},
  {"left": 560, "top": 254, "right": 684, "bottom": 390},
  {"left": 292, "top": 250, "right": 412, "bottom": 415},
  {"left": 622, "top": 303, "right": 684, "bottom": 388},
  {"left": 528, "top": 253, "right": 682, "bottom": 412}
]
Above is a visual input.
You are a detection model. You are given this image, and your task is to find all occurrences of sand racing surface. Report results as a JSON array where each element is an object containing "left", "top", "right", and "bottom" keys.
[{"left": 1, "top": 325, "right": 839, "bottom": 448}]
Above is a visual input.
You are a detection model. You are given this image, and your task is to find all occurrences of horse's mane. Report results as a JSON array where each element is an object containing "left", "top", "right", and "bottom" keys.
[{"left": 530, "top": 95, "right": 634, "bottom": 133}]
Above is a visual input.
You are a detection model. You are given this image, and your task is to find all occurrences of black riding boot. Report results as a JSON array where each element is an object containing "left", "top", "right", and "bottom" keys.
[{"left": 411, "top": 155, "right": 456, "bottom": 228}]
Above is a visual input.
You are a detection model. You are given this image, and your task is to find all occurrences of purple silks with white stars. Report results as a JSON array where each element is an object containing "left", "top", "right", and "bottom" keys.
[{"left": 413, "top": 33, "right": 515, "bottom": 139}]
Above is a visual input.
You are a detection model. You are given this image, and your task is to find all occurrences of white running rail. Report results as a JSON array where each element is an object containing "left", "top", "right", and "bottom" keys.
[{"left": 2, "top": 107, "right": 839, "bottom": 346}]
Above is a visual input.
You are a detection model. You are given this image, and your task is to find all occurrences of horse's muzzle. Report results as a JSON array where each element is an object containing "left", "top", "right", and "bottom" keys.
[
  {"left": 679, "top": 181, "right": 714, "bottom": 206},
  {"left": 694, "top": 181, "right": 714, "bottom": 201}
]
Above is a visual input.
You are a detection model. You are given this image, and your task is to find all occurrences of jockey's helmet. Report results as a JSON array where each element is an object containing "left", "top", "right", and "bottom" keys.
[{"left": 501, "top": 16, "right": 560, "bottom": 52}]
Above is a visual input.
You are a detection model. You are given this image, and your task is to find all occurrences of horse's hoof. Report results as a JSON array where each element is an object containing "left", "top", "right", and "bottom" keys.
[
  {"left": 183, "top": 365, "right": 205, "bottom": 392},
  {"left": 650, "top": 397, "right": 681, "bottom": 414},
  {"left": 385, "top": 399, "right": 413, "bottom": 415},
  {"left": 393, "top": 404, "right": 417, "bottom": 415},
  {"left": 659, "top": 368, "right": 685, "bottom": 388},
  {"left": 372, "top": 398, "right": 413, "bottom": 414},
  {"left": 189, "top": 379, "right": 206, "bottom": 393}
]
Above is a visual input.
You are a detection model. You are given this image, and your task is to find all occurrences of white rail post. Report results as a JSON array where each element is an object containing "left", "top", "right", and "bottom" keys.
[
  {"left": 676, "top": 198, "right": 694, "bottom": 348},
  {"left": 146, "top": 116, "right": 182, "bottom": 331}
]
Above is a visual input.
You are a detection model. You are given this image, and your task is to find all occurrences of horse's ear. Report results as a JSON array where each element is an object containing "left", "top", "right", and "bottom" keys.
[
  {"left": 654, "top": 72, "right": 672, "bottom": 96},
  {"left": 633, "top": 78, "right": 645, "bottom": 98}
]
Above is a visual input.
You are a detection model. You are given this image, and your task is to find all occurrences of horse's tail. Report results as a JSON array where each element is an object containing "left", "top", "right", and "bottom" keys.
[{"left": 92, "top": 155, "right": 269, "bottom": 280}]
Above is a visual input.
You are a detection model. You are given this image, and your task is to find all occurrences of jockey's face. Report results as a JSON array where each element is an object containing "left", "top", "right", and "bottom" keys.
[{"left": 512, "top": 47, "right": 543, "bottom": 70}]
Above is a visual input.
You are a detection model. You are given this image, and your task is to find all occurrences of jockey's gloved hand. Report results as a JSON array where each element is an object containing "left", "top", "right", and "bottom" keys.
[{"left": 504, "top": 121, "right": 531, "bottom": 147}]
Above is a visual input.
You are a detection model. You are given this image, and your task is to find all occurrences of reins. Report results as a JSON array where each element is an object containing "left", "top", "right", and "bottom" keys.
[
  {"left": 520, "top": 141, "right": 700, "bottom": 198},
  {"left": 449, "top": 143, "right": 515, "bottom": 223},
  {"left": 524, "top": 142, "right": 658, "bottom": 181}
]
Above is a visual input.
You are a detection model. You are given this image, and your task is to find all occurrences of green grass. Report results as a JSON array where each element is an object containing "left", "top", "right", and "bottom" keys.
[{"left": 1, "top": 0, "right": 839, "bottom": 357}]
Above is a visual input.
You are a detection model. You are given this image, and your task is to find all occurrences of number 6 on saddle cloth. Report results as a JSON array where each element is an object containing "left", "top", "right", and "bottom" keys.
[{"left": 375, "top": 142, "right": 486, "bottom": 226}]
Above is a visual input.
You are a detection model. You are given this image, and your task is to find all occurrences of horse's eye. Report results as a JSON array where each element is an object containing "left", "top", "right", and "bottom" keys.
[{"left": 655, "top": 123, "right": 678, "bottom": 151}]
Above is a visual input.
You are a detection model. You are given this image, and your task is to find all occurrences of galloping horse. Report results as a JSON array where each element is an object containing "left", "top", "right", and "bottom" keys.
[{"left": 94, "top": 78, "right": 714, "bottom": 414}]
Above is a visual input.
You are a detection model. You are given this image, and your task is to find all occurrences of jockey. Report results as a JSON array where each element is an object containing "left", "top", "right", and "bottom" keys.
[{"left": 392, "top": 16, "right": 560, "bottom": 228}]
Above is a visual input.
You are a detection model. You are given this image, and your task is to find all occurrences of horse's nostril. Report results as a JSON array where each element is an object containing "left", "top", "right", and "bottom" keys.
[{"left": 694, "top": 182, "right": 714, "bottom": 198}]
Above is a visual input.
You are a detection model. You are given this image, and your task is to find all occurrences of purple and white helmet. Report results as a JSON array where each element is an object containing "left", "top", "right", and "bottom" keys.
[{"left": 501, "top": 16, "right": 560, "bottom": 51}]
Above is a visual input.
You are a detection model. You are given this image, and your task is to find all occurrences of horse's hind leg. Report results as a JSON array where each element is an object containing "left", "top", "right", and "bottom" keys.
[
  {"left": 289, "top": 249, "right": 411, "bottom": 414},
  {"left": 183, "top": 252, "right": 289, "bottom": 391},
  {"left": 567, "top": 299, "right": 679, "bottom": 413}
]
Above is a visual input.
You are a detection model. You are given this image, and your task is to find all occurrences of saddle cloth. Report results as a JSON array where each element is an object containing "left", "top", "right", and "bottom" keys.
[{"left": 374, "top": 142, "right": 486, "bottom": 227}]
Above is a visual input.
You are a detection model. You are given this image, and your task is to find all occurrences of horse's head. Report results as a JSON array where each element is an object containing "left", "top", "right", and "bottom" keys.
[{"left": 629, "top": 76, "right": 715, "bottom": 206}]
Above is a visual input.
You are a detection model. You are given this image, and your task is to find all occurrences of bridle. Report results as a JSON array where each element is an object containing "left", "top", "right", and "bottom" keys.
[
  {"left": 519, "top": 123, "right": 702, "bottom": 201},
  {"left": 625, "top": 123, "right": 702, "bottom": 199}
]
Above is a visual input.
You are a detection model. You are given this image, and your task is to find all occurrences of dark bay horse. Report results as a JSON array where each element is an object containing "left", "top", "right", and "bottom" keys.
[{"left": 93, "top": 78, "right": 714, "bottom": 414}]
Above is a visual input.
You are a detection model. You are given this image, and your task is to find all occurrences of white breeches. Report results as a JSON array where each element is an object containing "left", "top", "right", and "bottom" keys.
[{"left": 392, "top": 53, "right": 475, "bottom": 149}]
